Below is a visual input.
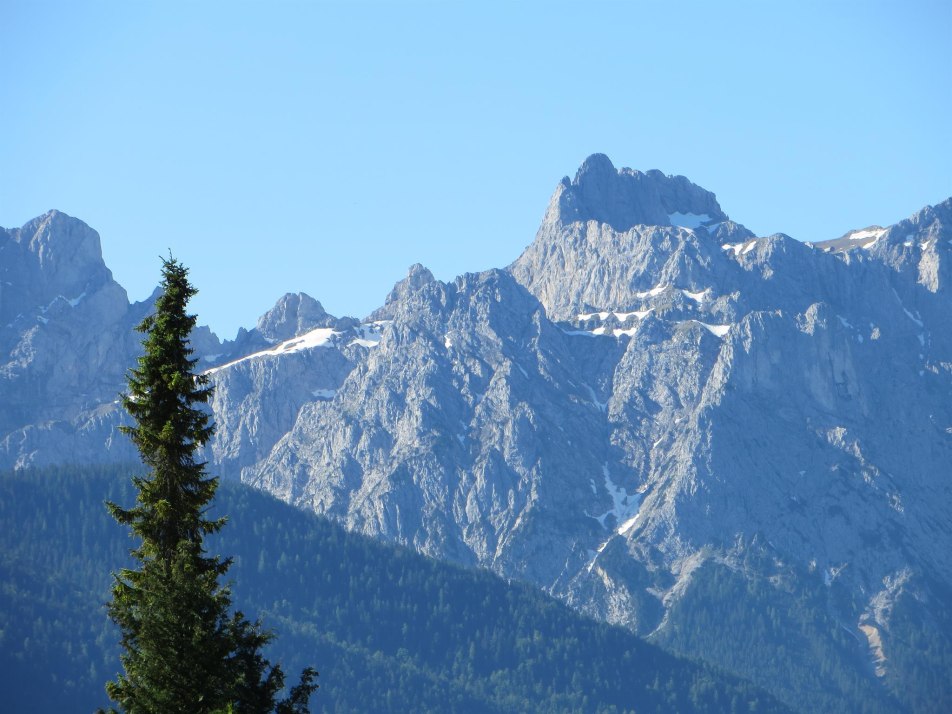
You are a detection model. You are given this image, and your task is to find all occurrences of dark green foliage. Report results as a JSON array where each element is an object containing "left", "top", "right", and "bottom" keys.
[
  {"left": 651, "top": 552, "right": 951, "bottom": 714},
  {"left": 103, "top": 257, "right": 314, "bottom": 713},
  {"left": 881, "top": 578, "right": 952, "bottom": 712},
  {"left": 0, "top": 464, "right": 788, "bottom": 713}
]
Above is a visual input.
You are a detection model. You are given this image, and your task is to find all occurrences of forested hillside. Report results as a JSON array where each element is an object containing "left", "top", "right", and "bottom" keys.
[{"left": 0, "top": 464, "right": 786, "bottom": 713}]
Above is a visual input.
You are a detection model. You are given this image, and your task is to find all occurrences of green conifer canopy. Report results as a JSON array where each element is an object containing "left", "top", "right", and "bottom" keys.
[{"left": 102, "top": 257, "right": 316, "bottom": 714}]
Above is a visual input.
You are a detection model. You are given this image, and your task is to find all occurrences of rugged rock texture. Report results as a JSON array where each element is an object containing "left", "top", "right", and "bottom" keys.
[
  {"left": 205, "top": 326, "right": 371, "bottom": 483},
  {"left": 245, "top": 159, "right": 951, "bottom": 711},
  {"left": 0, "top": 212, "right": 354, "bottom": 471},
  {"left": 366, "top": 262, "right": 436, "bottom": 321},
  {"left": 0, "top": 211, "right": 139, "bottom": 467},
  {"left": 510, "top": 154, "right": 754, "bottom": 320},
  {"left": 547, "top": 153, "right": 728, "bottom": 233},
  {"left": 257, "top": 292, "right": 335, "bottom": 340},
  {"left": 252, "top": 269, "right": 616, "bottom": 579},
  {"left": 3, "top": 159, "right": 950, "bottom": 712}
]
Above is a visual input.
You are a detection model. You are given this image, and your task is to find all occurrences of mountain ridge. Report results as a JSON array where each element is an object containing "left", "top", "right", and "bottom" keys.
[
  {"left": 2, "top": 157, "right": 950, "bottom": 711},
  {"left": 547, "top": 153, "right": 730, "bottom": 233}
]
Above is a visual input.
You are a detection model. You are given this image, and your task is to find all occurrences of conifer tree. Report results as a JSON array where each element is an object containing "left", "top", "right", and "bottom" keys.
[{"left": 103, "top": 256, "right": 316, "bottom": 714}]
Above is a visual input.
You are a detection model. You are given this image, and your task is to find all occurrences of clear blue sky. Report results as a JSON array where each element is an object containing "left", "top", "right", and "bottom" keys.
[{"left": 2, "top": 1, "right": 950, "bottom": 338}]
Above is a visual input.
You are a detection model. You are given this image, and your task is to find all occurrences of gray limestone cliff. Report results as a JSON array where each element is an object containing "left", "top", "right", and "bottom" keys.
[{"left": 0, "top": 211, "right": 138, "bottom": 466}]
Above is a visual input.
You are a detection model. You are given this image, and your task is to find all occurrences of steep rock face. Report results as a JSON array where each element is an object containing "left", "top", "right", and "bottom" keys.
[
  {"left": 0, "top": 210, "right": 117, "bottom": 325},
  {"left": 257, "top": 292, "right": 334, "bottom": 341},
  {"left": 209, "top": 292, "right": 362, "bottom": 371},
  {"left": 229, "top": 162, "right": 950, "bottom": 710},
  {"left": 201, "top": 293, "right": 370, "bottom": 480},
  {"left": 509, "top": 154, "right": 754, "bottom": 321},
  {"left": 503, "top": 165, "right": 952, "bottom": 709},
  {"left": 251, "top": 269, "right": 618, "bottom": 579},
  {"left": 815, "top": 198, "right": 952, "bottom": 296},
  {"left": 366, "top": 263, "right": 436, "bottom": 321},
  {"left": 204, "top": 325, "right": 370, "bottom": 483},
  {"left": 0, "top": 211, "right": 138, "bottom": 467},
  {"left": 0, "top": 214, "right": 353, "bottom": 471},
  {"left": 506, "top": 159, "right": 952, "bottom": 581},
  {"left": 547, "top": 153, "right": 728, "bottom": 233}
]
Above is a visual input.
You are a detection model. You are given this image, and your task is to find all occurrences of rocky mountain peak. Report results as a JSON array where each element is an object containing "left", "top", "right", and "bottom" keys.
[
  {"left": 807, "top": 197, "right": 950, "bottom": 294},
  {"left": 367, "top": 263, "right": 436, "bottom": 321},
  {"left": 22, "top": 211, "right": 111, "bottom": 284},
  {"left": 0, "top": 210, "right": 123, "bottom": 326},
  {"left": 511, "top": 156, "right": 753, "bottom": 320},
  {"left": 544, "top": 153, "right": 728, "bottom": 233},
  {"left": 256, "top": 292, "right": 333, "bottom": 342}
]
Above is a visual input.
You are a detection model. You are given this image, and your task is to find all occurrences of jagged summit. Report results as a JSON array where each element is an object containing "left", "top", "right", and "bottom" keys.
[
  {"left": 13, "top": 210, "right": 104, "bottom": 265},
  {"left": 367, "top": 263, "right": 436, "bottom": 321},
  {"left": 813, "top": 197, "right": 952, "bottom": 263},
  {"left": 0, "top": 210, "right": 118, "bottom": 324},
  {"left": 256, "top": 292, "right": 334, "bottom": 342},
  {"left": 511, "top": 156, "right": 755, "bottom": 320},
  {"left": 545, "top": 153, "right": 729, "bottom": 233}
]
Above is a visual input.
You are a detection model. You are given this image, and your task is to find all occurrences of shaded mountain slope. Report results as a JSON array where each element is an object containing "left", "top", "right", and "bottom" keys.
[{"left": 0, "top": 463, "right": 785, "bottom": 713}]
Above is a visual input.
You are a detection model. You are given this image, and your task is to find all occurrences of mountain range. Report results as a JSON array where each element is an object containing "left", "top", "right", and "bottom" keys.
[{"left": 2, "top": 154, "right": 949, "bottom": 712}]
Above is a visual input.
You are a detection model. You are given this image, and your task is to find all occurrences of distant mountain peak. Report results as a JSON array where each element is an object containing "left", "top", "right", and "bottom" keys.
[
  {"left": 256, "top": 292, "right": 333, "bottom": 342},
  {"left": 0, "top": 209, "right": 122, "bottom": 326},
  {"left": 511, "top": 155, "right": 752, "bottom": 320},
  {"left": 545, "top": 154, "right": 728, "bottom": 233},
  {"left": 573, "top": 152, "right": 617, "bottom": 180},
  {"left": 367, "top": 263, "right": 437, "bottom": 321},
  {"left": 17, "top": 209, "right": 106, "bottom": 267}
]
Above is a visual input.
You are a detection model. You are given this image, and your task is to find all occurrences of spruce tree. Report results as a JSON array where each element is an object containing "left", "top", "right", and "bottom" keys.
[{"left": 103, "top": 256, "right": 316, "bottom": 714}]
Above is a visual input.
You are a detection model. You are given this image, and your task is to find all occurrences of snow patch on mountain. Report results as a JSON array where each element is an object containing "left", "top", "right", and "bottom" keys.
[
  {"left": 848, "top": 227, "right": 887, "bottom": 245},
  {"left": 695, "top": 321, "right": 731, "bottom": 338},
  {"left": 206, "top": 327, "right": 339, "bottom": 374},
  {"left": 595, "top": 464, "right": 642, "bottom": 534}
]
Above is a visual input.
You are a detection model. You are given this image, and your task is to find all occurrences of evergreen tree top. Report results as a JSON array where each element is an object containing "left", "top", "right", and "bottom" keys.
[{"left": 103, "top": 256, "right": 316, "bottom": 714}]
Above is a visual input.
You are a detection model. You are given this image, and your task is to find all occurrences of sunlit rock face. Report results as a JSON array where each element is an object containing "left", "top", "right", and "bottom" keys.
[{"left": 0, "top": 211, "right": 140, "bottom": 466}]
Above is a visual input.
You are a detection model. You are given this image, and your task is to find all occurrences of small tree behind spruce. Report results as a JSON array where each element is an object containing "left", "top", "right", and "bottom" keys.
[{"left": 103, "top": 256, "right": 316, "bottom": 713}]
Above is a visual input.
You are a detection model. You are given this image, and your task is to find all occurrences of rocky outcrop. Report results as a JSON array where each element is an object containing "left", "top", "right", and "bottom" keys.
[
  {"left": 546, "top": 153, "right": 728, "bottom": 233},
  {"left": 237, "top": 161, "right": 951, "bottom": 709},
  {"left": 256, "top": 292, "right": 336, "bottom": 340},
  {"left": 0, "top": 212, "right": 356, "bottom": 471},
  {"left": 366, "top": 263, "right": 436, "bottom": 321},
  {"left": 0, "top": 211, "right": 138, "bottom": 466},
  {"left": 509, "top": 154, "right": 754, "bottom": 320}
]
